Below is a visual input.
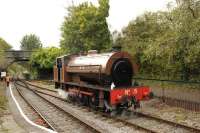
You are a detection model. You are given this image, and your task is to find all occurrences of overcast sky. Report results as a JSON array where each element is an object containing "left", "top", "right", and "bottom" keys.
[{"left": 0, "top": 0, "right": 173, "bottom": 50}]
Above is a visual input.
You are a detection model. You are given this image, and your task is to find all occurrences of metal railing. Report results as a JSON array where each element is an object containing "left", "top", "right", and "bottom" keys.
[
  {"left": 133, "top": 77, "right": 200, "bottom": 84},
  {"left": 133, "top": 77, "right": 200, "bottom": 111}
]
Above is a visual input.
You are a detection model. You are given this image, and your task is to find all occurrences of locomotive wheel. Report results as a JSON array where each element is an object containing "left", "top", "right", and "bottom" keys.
[
  {"left": 77, "top": 94, "right": 85, "bottom": 106},
  {"left": 104, "top": 100, "right": 113, "bottom": 113},
  {"left": 89, "top": 96, "right": 97, "bottom": 110},
  {"left": 67, "top": 95, "right": 74, "bottom": 103},
  {"left": 82, "top": 95, "right": 89, "bottom": 106},
  {"left": 116, "top": 105, "right": 124, "bottom": 115},
  {"left": 110, "top": 110, "right": 117, "bottom": 116}
]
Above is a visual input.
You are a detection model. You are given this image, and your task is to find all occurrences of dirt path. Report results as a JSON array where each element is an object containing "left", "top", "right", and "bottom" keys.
[{"left": 0, "top": 82, "right": 25, "bottom": 133}]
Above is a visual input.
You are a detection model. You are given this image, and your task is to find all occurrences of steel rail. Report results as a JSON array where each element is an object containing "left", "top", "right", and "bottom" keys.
[
  {"left": 36, "top": 90, "right": 157, "bottom": 133},
  {"left": 17, "top": 81, "right": 157, "bottom": 133},
  {"left": 96, "top": 111, "right": 157, "bottom": 133},
  {"left": 15, "top": 81, "right": 106, "bottom": 133},
  {"left": 40, "top": 89, "right": 200, "bottom": 133},
  {"left": 25, "top": 81, "right": 57, "bottom": 92},
  {"left": 13, "top": 82, "right": 57, "bottom": 131},
  {"left": 133, "top": 111, "right": 200, "bottom": 133},
  {"left": 18, "top": 80, "right": 200, "bottom": 133},
  {"left": 25, "top": 79, "right": 200, "bottom": 111}
]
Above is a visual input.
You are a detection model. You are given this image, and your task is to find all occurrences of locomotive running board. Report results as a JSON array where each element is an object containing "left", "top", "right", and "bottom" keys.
[{"left": 63, "top": 82, "right": 109, "bottom": 91}]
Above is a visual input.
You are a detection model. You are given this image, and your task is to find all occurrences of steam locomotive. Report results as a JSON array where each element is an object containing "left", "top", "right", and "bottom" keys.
[{"left": 53, "top": 50, "right": 151, "bottom": 112}]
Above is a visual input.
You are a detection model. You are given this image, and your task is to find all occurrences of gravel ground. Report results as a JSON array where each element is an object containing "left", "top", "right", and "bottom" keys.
[
  {"left": 12, "top": 84, "right": 49, "bottom": 128},
  {"left": 28, "top": 80, "right": 55, "bottom": 90},
  {"left": 28, "top": 80, "right": 200, "bottom": 132},
  {"left": 138, "top": 98, "right": 200, "bottom": 129},
  {"left": 16, "top": 82, "right": 97, "bottom": 133},
  {"left": 39, "top": 93, "right": 145, "bottom": 133},
  {"left": 39, "top": 91, "right": 195, "bottom": 133},
  {"left": 125, "top": 114, "right": 190, "bottom": 133}
]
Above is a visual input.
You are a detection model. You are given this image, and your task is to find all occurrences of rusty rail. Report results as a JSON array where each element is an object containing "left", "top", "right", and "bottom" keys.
[
  {"left": 18, "top": 80, "right": 200, "bottom": 133},
  {"left": 15, "top": 80, "right": 106, "bottom": 133}
]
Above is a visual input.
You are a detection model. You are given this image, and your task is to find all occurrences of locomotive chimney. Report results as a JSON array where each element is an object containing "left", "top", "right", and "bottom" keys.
[
  {"left": 112, "top": 45, "right": 122, "bottom": 52},
  {"left": 88, "top": 50, "right": 98, "bottom": 55}
]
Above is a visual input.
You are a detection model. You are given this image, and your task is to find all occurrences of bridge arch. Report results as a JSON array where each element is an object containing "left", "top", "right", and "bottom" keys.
[{"left": 0, "top": 50, "right": 34, "bottom": 70}]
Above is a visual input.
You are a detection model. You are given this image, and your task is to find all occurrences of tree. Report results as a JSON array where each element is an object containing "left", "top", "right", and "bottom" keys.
[
  {"left": 60, "top": 0, "right": 111, "bottom": 53},
  {"left": 20, "top": 34, "right": 42, "bottom": 50},
  {"left": 120, "top": 0, "right": 200, "bottom": 80},
  {"left": 122, "top": 12, "right": 171, "bottom": 75},
  {"left": 0, "top": 37, "right": 11, "bottom": 69},
  {"left": 30, "top": 47, "right": 64, "bottom": 69},
  {"left": 0, "top": 37, "right": 11, "bottom": 50},
  {"left": 30, "top": 47, "right": 64, "bottom": 78},
  {"left": 112, "top": 31, "right": 123, "bottom": 50}
]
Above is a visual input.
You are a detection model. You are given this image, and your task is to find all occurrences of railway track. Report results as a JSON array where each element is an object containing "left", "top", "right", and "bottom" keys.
[
  {"left": 16, "top": 80, "right": 200, "bottom": 133},
  {"left": 25, "top": 80, "right": 57, "bottom": 93},
  {"left": 15, "top": 80, "right": 156, "bottom": 133},
  {"left": 26, "top": 80, "right": 200, "bottom": 112},
  {"left": 132, "top": 111, "right": 200, "bottom": 133},
  {"left": 14, "top": 83, "right": 56, "bottom": 131},
  {"left": 37, "top": 92, "right": 200, "bottom": 133},
  {"left": 14, "top": 81, "right": 106, "bottom": 133}
]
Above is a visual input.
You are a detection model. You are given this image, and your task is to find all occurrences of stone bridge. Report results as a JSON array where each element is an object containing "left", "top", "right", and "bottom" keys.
[
  {"left": 4, "top": 50, "right": 34, "bottom": 61},
  {"left": 0, "top": 50, "right": 34, "bottom": 70}
]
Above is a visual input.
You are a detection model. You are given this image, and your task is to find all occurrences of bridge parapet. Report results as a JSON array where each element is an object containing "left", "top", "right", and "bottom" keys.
[{"left": 3, "top": 50, "right": 34, "bottom": 61}]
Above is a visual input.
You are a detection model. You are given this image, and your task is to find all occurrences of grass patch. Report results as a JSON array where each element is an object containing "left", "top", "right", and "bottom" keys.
[
  {"left": 0, "top": 83, "right": 7, "bottom": 117},
  {"left": 0, "top": 96, "right": 7, "bottom": 110}
]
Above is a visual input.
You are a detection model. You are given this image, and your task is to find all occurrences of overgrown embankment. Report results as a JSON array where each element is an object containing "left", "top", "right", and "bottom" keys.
[
  {"left": 136, "top": 79, "right": 200, "bottom": 103},
  {"left": 0, "top": 82, "right": 7, "bottom": 116}
]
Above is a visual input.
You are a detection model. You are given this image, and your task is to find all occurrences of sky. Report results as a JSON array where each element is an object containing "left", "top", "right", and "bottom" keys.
[{"left": 0, "top": 0, "right": 173, "bottom": 50}]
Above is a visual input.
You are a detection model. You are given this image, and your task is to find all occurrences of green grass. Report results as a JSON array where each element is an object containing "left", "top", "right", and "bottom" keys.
[
  {"left": 0, "top": 83, "right": 9, "bottom": 133},
  {"left": 0, "top": 96, "right": 7, "bottom": 110},
  {"left": 0, "top": 83, "right": 7, "bottom": 117}
]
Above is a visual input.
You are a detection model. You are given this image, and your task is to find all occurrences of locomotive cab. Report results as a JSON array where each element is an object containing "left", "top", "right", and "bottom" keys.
[
  {"left": 57, "top": 58, "right": 62, "bottom": 82},
  {"left": 54, "top": 57, "right": 61, "bottom": 88},
  {"left": 54, "top": 55, "right": 70, "bottom": 88}
]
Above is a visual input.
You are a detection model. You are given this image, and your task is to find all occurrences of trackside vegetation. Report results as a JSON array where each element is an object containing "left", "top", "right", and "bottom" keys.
[
  {"left": 116, "top": 0, "right": 200, "bottom": 81},
  {"left": 30, "top": 47, "right": 64, "bottom": 78},
  {"left": 26, "top": 0, "right": 200, "bottom": 81},
  {"left": 60, "top": 0, "right": 111, "bottom": 53}
]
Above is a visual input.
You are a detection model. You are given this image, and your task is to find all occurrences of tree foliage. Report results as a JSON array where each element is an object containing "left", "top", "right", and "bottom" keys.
[
  {"left": 30, "top": 47, "right": 64, "bottom": 69},
  {"left": 118, "top": 0, "right": 200, "bottom": 80},
  {"left": 60, "top": 0, "right": 111, "bottom": 53},
  {"left": 0, "top": 37, "right": 11, "bottom": 50},
  {"left": 20, "top": 34, "right": 42, "bottom": 50},
  {"left": 0, "top": 37, "right": 11, "bottom": 69}
]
